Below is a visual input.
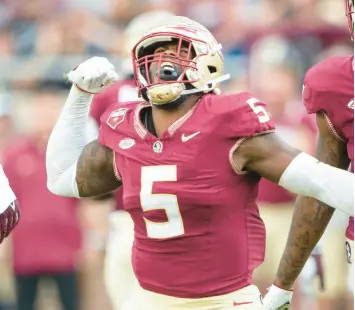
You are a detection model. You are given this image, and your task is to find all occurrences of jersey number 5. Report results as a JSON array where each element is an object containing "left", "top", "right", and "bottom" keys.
[
  {"left": 140, "top": 165, "right": 185, "bottom": 239},
  {"left": 246, "top": 97, "right": 270, "bottom": 123}
]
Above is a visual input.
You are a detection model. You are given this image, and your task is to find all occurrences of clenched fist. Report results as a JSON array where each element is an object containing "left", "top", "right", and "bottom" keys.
[{"left": 67, "top": 57, "right": 120, "bottom": 94}]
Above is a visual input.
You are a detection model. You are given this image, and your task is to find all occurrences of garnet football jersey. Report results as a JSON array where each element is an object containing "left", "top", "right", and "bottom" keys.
[
  {"left": 90, "top": 80, "right": 138, "bottom": 125},
  {"left": 98, "top": 92, "right": 274, "bottom": 298},
  {"left": 302, "top": 55, "right": 354, "bottom": 240},
  {"left": 90, "top": 80, "right": 138, "bottom": 211}
]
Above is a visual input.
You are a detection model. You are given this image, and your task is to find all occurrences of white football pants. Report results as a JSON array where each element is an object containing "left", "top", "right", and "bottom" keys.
[
  {"left": 121, "top": 284, "right": 263, "bottom": 310},
  {"left": 104, "top": 211, "right": 136, "bottom": 310}
]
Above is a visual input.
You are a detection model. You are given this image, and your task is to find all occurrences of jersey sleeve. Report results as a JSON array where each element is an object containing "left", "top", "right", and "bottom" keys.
[
  {"left": 221, "top": 92, "right": 275, "bottom": 139},
  {"left": 98, "top": 102, "right": 134, "bottom": 151},
  {"left": 302, "top": 74, "right": 325, "bottom": 115},
  {"left": 98, "top": 103, "right": 118, "bottom": 150},
  {"left": 301, "top": 56, "right": 350, "bottom": 115},
  {"left": 90, "top": 86, "right": 118, "bottom": 125},
  {"left": 302, "top": 58, "right": 351, "bottom": 141}
]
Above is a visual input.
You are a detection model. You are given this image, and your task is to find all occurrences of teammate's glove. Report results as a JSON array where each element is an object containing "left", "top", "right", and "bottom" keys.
[
  {"left": 66, "top": 57, "right": 120, "bottom": 94},
  {"left": 262, "top": 285, "right": 293, "bottom": 310},
  {"left": 0, "top": 165, "right": 20, "bottom": 243},
  {"left": 0, "top": 200, "right": 20, "bottom": 243}
]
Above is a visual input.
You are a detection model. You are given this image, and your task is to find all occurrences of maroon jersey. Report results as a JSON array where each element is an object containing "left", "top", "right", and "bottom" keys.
[
  {"left": 90, "top": 80, "right": 138, "bottom": 125},
  {"left": 99, "top": 92, "right": 275, "bottom": 298},
  {"left": 90, "top": 80, "right": 138, "bottom": 211},
  {"left": 302, "top": 55, "right": 354, "bottom": 240}
]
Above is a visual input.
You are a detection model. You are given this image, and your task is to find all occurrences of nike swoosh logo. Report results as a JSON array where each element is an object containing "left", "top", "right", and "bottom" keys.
[
  {"left": 233, "top": 301, "right": 253, "bottom": 306},
  {"left": 181, "top": 131, "right": 200, "bottom": 142}
]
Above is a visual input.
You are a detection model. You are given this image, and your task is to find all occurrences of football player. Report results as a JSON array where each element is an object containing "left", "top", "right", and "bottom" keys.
[
  {"left": 46, "top": 16, "right": 353, "bottom": 310},
  {"left": 88, "top": 10, "right": 175, "bottom": 310},
  {"left": 263, "top": 1, "right": 354, "bottom": 309},
  {"left": 0, "top": 164, "right": 19, "bottom": 243}
]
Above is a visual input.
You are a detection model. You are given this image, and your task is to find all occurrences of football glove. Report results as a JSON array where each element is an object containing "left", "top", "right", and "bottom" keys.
[
  {"left": 262, "top": 285, "right": 293, "bottom": 310},
  {"left": 0, "top": 200, "right": 20, "bottom": 243},
  {"left": 66, "top": 57, "right": 120, "bottom": 94},
  {"left": 0, "top": 165, "right": 20, "bottom": 243}
]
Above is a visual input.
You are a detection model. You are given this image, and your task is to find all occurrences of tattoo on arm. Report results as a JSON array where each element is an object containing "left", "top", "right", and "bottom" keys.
[
  {"left": 76, "top": 140, "right": 121, "bottom": 197},
  {"left": 275, "top": 112, "right": 350, "bottom": 289}
]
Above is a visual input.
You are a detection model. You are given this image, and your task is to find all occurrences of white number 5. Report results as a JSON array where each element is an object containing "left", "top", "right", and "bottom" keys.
[
  {"left": 246, "top": 97, "right": 270, "bottom": 123},
  {"left": 140, "top": 165, "right": 185, "bottom": 239}
]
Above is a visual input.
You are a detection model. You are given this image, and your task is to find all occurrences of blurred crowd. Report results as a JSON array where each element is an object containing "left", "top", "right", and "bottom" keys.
[{"left": 0, "top": 0, "right": 352, "bottom": 310}]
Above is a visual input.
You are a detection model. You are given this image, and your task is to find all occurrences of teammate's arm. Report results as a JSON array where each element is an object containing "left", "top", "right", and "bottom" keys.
[
  {"left": 232, "top": 118, "right": 353, "bottom": 216},
  {"left": 274, "top": 112, "right": 349, "bottom": 288}
]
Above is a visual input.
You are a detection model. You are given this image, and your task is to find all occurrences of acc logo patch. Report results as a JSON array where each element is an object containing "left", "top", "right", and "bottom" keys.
[
  {"left": 107, "top": 108, "right": 129, "bottom": 129},
  {"left": 348, "top": 99, "right": 354, "bottom": 110}
]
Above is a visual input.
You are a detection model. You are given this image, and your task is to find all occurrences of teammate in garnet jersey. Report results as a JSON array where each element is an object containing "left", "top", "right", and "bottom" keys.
[
  {"left": 263, "top": 1, "right": 354, "bottom": 309},
  {"left": 46, "top": 16, "right": 354, "bottom": 310},
  {"left": 88, "top": 11, "right": 176, "bottom": 310}
]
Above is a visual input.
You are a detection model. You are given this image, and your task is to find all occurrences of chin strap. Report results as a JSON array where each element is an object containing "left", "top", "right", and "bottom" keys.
[
  {"left": 180, "top": 74, "right": 231, "bottom": 96},
  {"left": 148, "top": 73, "right": 231, "bottom": 105},
  {"left": 159, "top": 73, "right": 230, "bottom": 100}
]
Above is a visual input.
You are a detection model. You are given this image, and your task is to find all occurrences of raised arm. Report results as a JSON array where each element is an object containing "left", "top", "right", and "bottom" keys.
[{"left": 46, "top": 57, "right": 120, "bottom": 198}]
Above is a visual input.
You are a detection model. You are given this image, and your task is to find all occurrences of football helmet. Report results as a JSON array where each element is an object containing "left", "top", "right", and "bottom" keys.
[
  {"left": 121, "top": 10, "right": 176, "bottom": 77},
  {"left": 132, "top": 16, "right": 230, "bottom": 106},
  {"left": 345, "top": 0, "right": 354, "bottom": 40}
]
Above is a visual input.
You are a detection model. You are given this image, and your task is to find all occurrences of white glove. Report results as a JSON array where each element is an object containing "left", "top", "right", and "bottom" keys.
[
  {"left": 66, "top": 57, "right": 120, "bottom": 94},
  {"left": 263, "top": 285, "right": 293, "bottom": 310}
]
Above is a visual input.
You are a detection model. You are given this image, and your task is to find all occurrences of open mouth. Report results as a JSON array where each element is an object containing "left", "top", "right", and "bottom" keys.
[{"left": 158, "top": 62, "right": 180, "bottom": 81}]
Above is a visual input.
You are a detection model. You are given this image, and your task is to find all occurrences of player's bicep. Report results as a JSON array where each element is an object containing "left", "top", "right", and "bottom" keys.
[
  {"left": 233, "top": 133, "right": 301, "bottom": 182},
  {"left": 76, "top": 140, "right": 121, "bottom": 198}
]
